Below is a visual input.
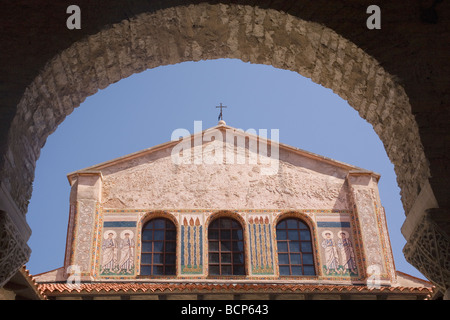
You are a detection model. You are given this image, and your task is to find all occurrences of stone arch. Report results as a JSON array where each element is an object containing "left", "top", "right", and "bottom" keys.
[
  {"left": 4, "top": 3, "right": 428, "bottom": 218},
  {"left": 274, "top": 211, "right": 316, "bottom": 233},
  {"left": 139, "top": 211, "right": 179, "bottom": 231},
  {"left": 206, "top": 210, "right": 247, "bottom": 231},
  {"left": 0, "top": 2, "right": 439, "bottom": 289}
]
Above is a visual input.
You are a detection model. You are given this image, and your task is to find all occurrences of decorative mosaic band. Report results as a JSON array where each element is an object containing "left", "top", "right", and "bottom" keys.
[
  {"left": 90, "top": 207, "right": 395, "bottom": 283},
  {"left": 181, "top": 218, "right": 203, "bottom": 274}
]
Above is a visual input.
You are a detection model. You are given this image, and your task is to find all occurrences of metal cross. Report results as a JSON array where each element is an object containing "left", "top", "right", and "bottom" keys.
[{"left": 216, "top": 103, "right": 227, "bottom": 121}]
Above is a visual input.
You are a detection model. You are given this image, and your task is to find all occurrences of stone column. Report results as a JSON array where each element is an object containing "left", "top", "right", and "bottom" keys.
[
  {"left": 346, "top": 172, "right": 396, "bottom": 286},
  {"left": 0, "top": 183, "right": 32, "bottom": 287},
  {"left": 65, "top": 172, "right": 102, "bottom": 281},
  {"left": 402, "top": 180, "right": 450, "bottom": 298}
]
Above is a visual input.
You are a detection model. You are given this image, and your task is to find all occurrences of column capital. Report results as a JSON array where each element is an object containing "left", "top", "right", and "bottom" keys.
[
  {"left": 403, "top": 207, "right": 450, "bottom": 296},
  {"left": 0, "top": 210, "right": 31, "bottom": 287}
]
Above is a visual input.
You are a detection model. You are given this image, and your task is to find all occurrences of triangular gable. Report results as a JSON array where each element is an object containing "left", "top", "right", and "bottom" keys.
[{"left": 67, "top": 123, "right": 378, "bottom": 184}]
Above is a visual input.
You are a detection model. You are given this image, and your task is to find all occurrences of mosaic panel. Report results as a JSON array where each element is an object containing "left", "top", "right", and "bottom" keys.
[
  {"left": 248, "top": 215, "right": 274, "bottom": 275},
  {"left": 181, "top": 217, "right": 203, "bottom": 274},
  {"left": 316, "top": 215, "right": 361, "bottom": 279},
  {"left": 98, "top": 219, "right": 137, "bottom": 277}
]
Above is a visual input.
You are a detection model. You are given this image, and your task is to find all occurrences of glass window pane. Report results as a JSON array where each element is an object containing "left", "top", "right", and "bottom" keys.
[
  {"left": 153, "top": 253, "right": 163, "bottom": 264},
  {"left": 231, "top": 230, "right": 243, "bottom": 240},
  {"left": 209, "top": 241, "right": 219, "bottom": 251},
  {"left": 209, "top": 253, "right": 219, "bottom": 263},
  {"left": 279, "top": 266, "right": 290, "bottom": 275},
  {"left": 142, "top": 241, "right": 152, "bottom": 253},
  {"left": 208, "top": 217, "right": 245, "bottom": 276},
  {"left": 141, "top": 266, "right": 151, "bottom": 275},
  {"left": 209, "top": 230, "right": 219, "bottom": 240},
  {"left": 286, "top": 219, "right": 298, "bottom": 229},
  {"left": 141, "top": 218, "right": 179, "bottom": 276},
  {"left": 300, "top": 230, "right": 311, "bottom": 241},
  {"left": 210, "top": 219, "right": 219, "bottom": 228},
  {"left": 277, "top": 241, "right": 288, "bottom": 252},
  {"left": 276, "top": 229, "right": 287, "bottom": 240},
  {"left": 232, "top": 241, "right": 243, "bottom": 252},
  {"left": 141, "top": 253, "right": 151, "bottom": 264},
  {"left": 291, "top": 266, "right": 302, "bottom": 275},
  {"left": 277, "top": 220, "right": 286, "bottom": 229},
  {"left": 142, "top": 230, "right": 153, "bottom": 241},
  {"left": 165, "top": 254, "right": 175, "bottom": 264},
  {"left": 275, "top": 218, "right": 315, "bottom": 277},
  {"left": 231, "top": 220, "right": 240, "bottom": 228},
  {"left": 221, "top": 230, "right": 231, "bottom": 239},
  {"left": 221, "top": 253, "right": 231, "bottom": 263},
  {"left": 166, "top": 230, "right": 176, "bottom": 240},
  {"left": 303, "top": 266, "right": 315, "bottom": 275},
  {"left": 165, "top": 241, "right": 176, "bottom": 252},
  {"left": 166, "top": 221, "right": 176, "bottom": 229},
  {"left": 153, "top": 219, "right": 165, "bottom": 229},
  {"left": 290, "top": 254, "right": 301, "bottom": 264},
  {"left": 221, "top": 265, "right": 232, "bottom": 275},
  {"left": 144, "top": 220, "right": 154, "bottom": 229},
  {"left": 153, "top": 241, "right": 164, "bottom": 252},
  {"left": 301, "top": 242, "right": 312, "bottom": 252},
  {"left": 153, "top": 266, "right": 164, "bottom": 275},
  {"left": 209, "top": 265, "right": 220, "bottom": 275},
  {"left": 221, "top": 241, "right": 231, "bottom": 251},
  {"left": 234, "top": 265, "right": 245, "bottom": 275},
  {"left": 279, "top": 253, "right": 289, "bottom": 264},
  {"left": 302, "top": 254, "right": 314, "bottom": 265},
  {"left": 298, "top": 221, "right": 307, "bottom": 230},
  {"left": 220, "top": 219, "right": 232, "bottom": 228},
  {"left": 233, "top": 253, "right": 243, "bottom": 264},
  {"left": 165, "top": 266, "right": 176, "bottom": 275},
  {"left": 154, "top": 230, "right": 165, "bottom": 240},
  {"left": 288, "top": 230, "right": 299, "bottom": 240},
  {"left": 289, "top": 241, "right": 300, "bottom": 252}
]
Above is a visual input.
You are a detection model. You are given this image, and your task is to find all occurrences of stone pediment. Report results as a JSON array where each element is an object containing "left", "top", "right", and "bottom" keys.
[{"left": 67, "top": 124, "right": 378, "bottom": 210}]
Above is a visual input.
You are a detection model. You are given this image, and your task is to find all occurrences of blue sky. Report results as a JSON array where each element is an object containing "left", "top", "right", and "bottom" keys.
[{"left": 26, "top": 58, "right": 426, "bottom": 280}]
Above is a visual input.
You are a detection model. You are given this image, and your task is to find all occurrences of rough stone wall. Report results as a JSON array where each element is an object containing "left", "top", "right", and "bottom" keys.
[
  {"left": 100, "top": 139, "right": 350, "bottom": 210},
  {"left": 1, "top": 3, "right": 429, "bottom": 219}
]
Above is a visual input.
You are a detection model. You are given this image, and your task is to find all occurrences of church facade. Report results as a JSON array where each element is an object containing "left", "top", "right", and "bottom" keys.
[{"left": 34, "top": 122, "right": 432, "bottom": 300}]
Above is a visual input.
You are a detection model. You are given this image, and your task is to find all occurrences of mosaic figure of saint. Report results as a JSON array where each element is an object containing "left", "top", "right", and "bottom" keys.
[
  {"left": 321, "top": 231, "right": 340, "bottom": 275},
  {"left": 118, "top": 230, "right": 135, "bottom": 274},
  {"left": 338, "top": 231, "right": 357, "bottom": 275},
  {"left": 102, "top": 231, "right": 118, "bottom": 273}
]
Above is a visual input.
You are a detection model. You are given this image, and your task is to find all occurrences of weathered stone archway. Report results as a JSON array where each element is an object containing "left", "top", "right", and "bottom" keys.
[{"left": 0, "top": 2, "right": 448, "bottom": 296}]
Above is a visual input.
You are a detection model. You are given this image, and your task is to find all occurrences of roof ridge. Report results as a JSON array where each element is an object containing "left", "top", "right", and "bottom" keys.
[
  {"left": 38, "top": 282, "right": 434, "bottom": 295},
  {"left": 66, "top": 123, "right": 378, "bottom": 182}
]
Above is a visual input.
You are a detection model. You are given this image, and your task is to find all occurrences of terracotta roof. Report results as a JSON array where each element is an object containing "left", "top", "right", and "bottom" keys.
[
  {"left": 39, "top": 282, "right": 433, "bottom": 297},
  {"left": 10, "top": 267, "right": 48, "bottom": 300}
]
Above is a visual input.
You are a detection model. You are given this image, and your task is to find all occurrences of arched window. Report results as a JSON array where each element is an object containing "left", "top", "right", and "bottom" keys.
[
  {"left": 141, "top": 218, "right": 176, "bottom": 276},
  {"left": 208, "top": 217, "right": 245, "bottom": 276},
  {"left": 276, "top": 218, "right": 315, "bottom": 276}
]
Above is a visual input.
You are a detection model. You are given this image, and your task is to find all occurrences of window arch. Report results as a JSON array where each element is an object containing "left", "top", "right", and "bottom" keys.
[
  {"left": 276, "top": 218, "right": 315, "bottom": 276},
  {"left": 140, "top": 218, "right": 176, "bottom": 276},
  {"left": 208, "top": 217, "right": 245, "bottom": 276}
]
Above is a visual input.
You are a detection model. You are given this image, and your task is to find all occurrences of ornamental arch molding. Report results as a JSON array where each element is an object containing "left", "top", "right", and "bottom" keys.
[{"left": 0, "top": 3, "right": 444, "bottom": 292}]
